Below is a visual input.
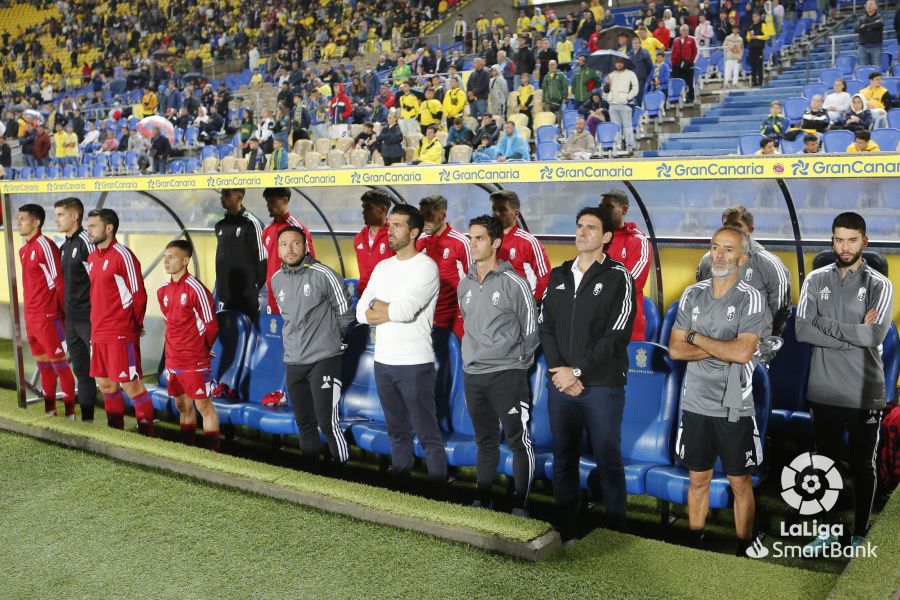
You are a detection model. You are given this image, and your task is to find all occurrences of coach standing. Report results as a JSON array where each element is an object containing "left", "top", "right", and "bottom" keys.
[
  {"left": 669, "top": 226, "right": 765, "bottom": 555},
  {"left": 796, "top": 212, "right": 894, "bottom": 555},
  {"left": 458, "top": 215, "right": 539, "bottom": 516},
  {"left": 54, "top": 197, "right": 97, "bottom": 421},
  {"left": 214, "top": 188, "right": 267, "bottom": 321},
  {"left": 540, "top": 207, "right": 635, "bottom": 541},
  {"left": 356, "top": 205, "right": 447, "bottom": 490},
  {"left": 273, "top": 226, "right": 354, "bottom": 472}
]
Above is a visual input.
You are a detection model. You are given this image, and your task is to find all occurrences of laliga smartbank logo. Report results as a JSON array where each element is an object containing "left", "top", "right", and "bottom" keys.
[{"left": 744, "top": 453, "right": 877, "bottom": 560}]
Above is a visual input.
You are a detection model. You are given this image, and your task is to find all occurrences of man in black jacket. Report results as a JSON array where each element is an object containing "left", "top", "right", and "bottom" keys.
[
  {"left": 149, "top": 127, "right": 170, "bottom": 174},
  {"left": 539, "top": 206, "right": 636, "bottom": 541},
  {"left": 54, "top": 197, "right": 97, "bottom": 421},
  {"left": 0, "top": 136, "right": 10, "bottom": 170},
  {"left": 214, "top": 188, "right": 267, "bottom": 321},
  {"left": 466, "top": 58, "right": 490, "bottom": 119},
  {"left": 857, "top": 0, "right": 884, "bottom": 67}
]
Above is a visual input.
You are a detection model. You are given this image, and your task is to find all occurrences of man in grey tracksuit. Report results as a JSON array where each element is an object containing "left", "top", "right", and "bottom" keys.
[
  {"left": 458, "top": 215, "right": 539, "bottom": 515},
  {"left": 272, "top": 226, "right": 354, "bottom": 469},
  {"left": 796, "top": 212, "right": 894, "bottom": 554}
]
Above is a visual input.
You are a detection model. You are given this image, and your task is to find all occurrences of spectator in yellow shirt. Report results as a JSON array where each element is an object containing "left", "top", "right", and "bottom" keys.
[
  {"left": 412, "top": 126, "right": 444, "bottom": 164},
  {"left": 517, "top": 72, "right": 535, "bottom": 129},
  {"left": 846, "top": 130, "right": 881, "bottom": 152},
  {"left": 557, "top": 34, "right": 575, "bottom": 68},
  {"left": 476, "top": 12, "right": 491, "bottom": 38},
  {"left": 142, "top": 86, "right": 158, "bottom": 116},
  {"left": 516, "top": 9, "right": 531, "bottom": 34},
  {"left": 639, "top": 28, "right": 665, "bottom": 55},
  {"left": 491, "top": 11, "right": 506, "bottom": 30},
  {"left": 590, "top": 0, "right": 605, "bottom": 24},
  {"left": 443, "top": 76, "right": 467, "bottom": 119},
  {"left": 417, "top": 87, "right": 444, "bottom": 135},
  {"left": 397, "top": 83, "right": 421, "bottom": 136}
]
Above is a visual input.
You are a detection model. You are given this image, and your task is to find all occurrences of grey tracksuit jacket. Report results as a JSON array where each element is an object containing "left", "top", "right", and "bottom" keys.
[
  {"left": 271, "top": 256, "right": 354, "bottom": 365},
  {"left": 796, "top": 260, "right": 894, "bottom": 409},
  {"left": 457, "top": 261, "right": 539, "bottom": 374}
]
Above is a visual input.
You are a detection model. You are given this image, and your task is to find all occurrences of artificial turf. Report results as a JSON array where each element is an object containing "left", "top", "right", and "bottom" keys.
[{"left": 0, "top": 430, "right": 838, "bottom": 600}]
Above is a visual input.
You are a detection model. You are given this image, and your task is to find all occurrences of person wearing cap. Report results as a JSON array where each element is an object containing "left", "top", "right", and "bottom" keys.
[
  {"left": 599, "top": 190, "right": 652, "bottom": 340},
  {"left": 571, "top": 54, "right": 602, "bottom": 104},
  {"left": 245, "top": 136, "right": 267, "bottom": 170},
  {"left": 488, "top": 64, "right": 509, "bottom": 116}
]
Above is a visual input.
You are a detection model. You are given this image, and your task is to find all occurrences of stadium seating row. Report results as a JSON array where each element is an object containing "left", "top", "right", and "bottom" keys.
[{"left": 138, "top": 285, "right": 897, "bottom": 511}]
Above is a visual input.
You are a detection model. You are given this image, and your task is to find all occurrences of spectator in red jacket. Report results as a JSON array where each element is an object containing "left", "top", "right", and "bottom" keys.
[
  {"left": 599, "top": 190, "right": 652, "bottom": 341},
  {"left": 653, "top": 19, "right": 671, "bottom": 49},
  {"left": 330, "top": 83, "right": 353, "bottom": 124},
  {"left": 671, "top": 24, "right": 698, "bottom": 103}
]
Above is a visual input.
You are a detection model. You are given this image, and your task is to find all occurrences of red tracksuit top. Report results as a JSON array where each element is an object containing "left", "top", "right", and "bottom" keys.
[
  {"left": 354, "top": 224, "right": 394, "bottom": 298},
  {"left": 606, "top": 222, "right": 651, "bottom": 340},
  {"left": 157, "top": 272, "right": 219, "bottom": 370},
  {"left": 87, "top": 239, "right": 147, "bottom": 343},
  {"left": 416, "top": 224, "right": 471, "bottom": 329},
  {"left": 498, "top": 224, "right": 551, "bottom": 301},
  {"left": 19, "top": 232, "right": 64, "bottom": 322},
  {"left": 263, "top": 212, "right": 316, "bottom": 313}
]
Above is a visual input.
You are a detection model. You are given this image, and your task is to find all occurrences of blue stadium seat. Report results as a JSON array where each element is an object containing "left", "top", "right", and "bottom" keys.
[
  {"left": 536, "top": 141, "right": 560, "bottom": 160},
  {"left": 631, "top": 106, "right": 643, "bottom": 134},
  {"left": 645, "top": 362, "right": 772, "bottom": 509},
  {"left": 124, "top": 151, "right": 139, "bottom": 175},
  {"left": 835, "top": 54, "right": 857, "bottom": 76},
  {"left": 76, "top": 165, "right": 89, "bottom": 178},
  {"left": 767, "top": 309, "right": 811, "bottom": 437},
  {"left": 108, "top": 151, "right": 124, "bottom": 174},
  {"left": 343, "top": 278, "right": 359, "bottom": 308},
  {"left": 562, "top": 110, "right": 579, "bottom": 132},
  {"left": 47, "top": 165, "right": 60, "bottom": 179},
  {"left": 340, "top": 324, "right": 384, "bottom": 434},
  {"left": 643, "top": 91, "right": 665, "bottom": 122},
  {"left": 783, "top": 97, "right": 809, "bottom": 123},
  {"left": 854, "top": 66, "right": 878, "bottom": 83},
  {"left": 822, "top": 129, "right": 855, "bottom": 152},
  {"left": 185, "top": 126, "right": 199, "bottom": 147},
  {"left": 739, "top": 133, "right": 765, "bottom": 155},
  {"left": 34, "top": 166, "right": 46, "bottom": 179},
  {"left": 893, "top": 64, "right": 900, "bottom": 78},
  {"left": 536, "top": 125, "right": 560, "bottom": 144},
  {"left": 498, "top": 352, "right": 552, "bottom": 481},
  {"left": 237, "top": 314, "right": 296, "bottom": 434},
  {"left": 659, "top": 300, "right": 680, "bottom": 348},
  {"left": 595, "top": 122, "right": 620, "bottom": 154},
  {"left": 819, "top": 68, "right": 843, "bottom": 88},
  {"left": 62, "top": 164, "right": 75, "bottom": 178},
  {"left": 217, "top": 144, "right": 235, "bottom": 160},
  {"left": 802, "top": 83, "right": 828, "bottom": 101},
  {"left": 667, "top": 78, "right": 686, "bottom": 106},
  {"left": 870, "top": 128, "right": 900, "bottom": 151},
  {"left": 168, "top": 159, "right": 185, "bottom": 174},
  {"left": 18, "top": 167, "right": 33, "bottom": 180},
  {"left": 780, "top": 135, "right": 807, "bottom": 154},
  {"left": 644, "top": 297, "right": 661, "bottom": 343},
  {"left": 881, "top": 77, "right": 900, "bottom": 98},
  {"left": 200, "top": 145, "right": 217, "bottom": 160},
  {"left": 183, "top": 157, "right": 201, "bottom": 173},
  {"left": 884, "top": 323, "right": 899, "bottom": 405},
  {"left": 845, "top": 79, "right": 865, "bottom": 95}
]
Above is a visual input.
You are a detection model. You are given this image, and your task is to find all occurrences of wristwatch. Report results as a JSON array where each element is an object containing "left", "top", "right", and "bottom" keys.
[
  {"left": 368, "top": 299, "right": 377, "bottom": 310},
  {"left": 572, "top": 367, "right": 582, "bottom": 379},
  {"left": 687, "top": 331, "right": 697, "bottom": 345}
]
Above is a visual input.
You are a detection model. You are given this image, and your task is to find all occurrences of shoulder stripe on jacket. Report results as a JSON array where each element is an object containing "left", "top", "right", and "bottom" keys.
[
  {"left": 679, "top": 280, "right": 710, "bottom": 312},
  {"left": 245, "top": 212, "right": 267, "bottom": 259},
  {"left": 113, "top": 243, "right": 140, "bottom": 292},
  {"left": 36, "top": 236, "right": 59, "bottom": 281},
  {"left": 867, "top": 268, "right": 894, "bottom": 323},
  {"left": 738, "top": 281, "right": 765, "bottom": 315},
  {"left": 612, "top": 264, "right": 634, "bottom": 330},
  {"left": 504, "top": 271, "right": 536, "bottom": 335},
  {"left": 514, "top": 230, "right": 549, "bottom": 275},
  {"left": 630, "top": 230, "right": 650, "bottom": 280},
  {"left": 757, "top": 248, "right": 790, "bottom": 310},
  {"left": 448, "top": 229, "right": 472, "bottom": 267},
  {"left": 797, "top": 264, "right": 832, "bottom": 318},
  {"left": 311, "top": 263, "right": 349, "bottom": 314},
  {"left": 78, "top": 230, "right": 96, "bottom": 254},
  {"left": 186, "top": 276, "right": 214, "bottom": 323}
]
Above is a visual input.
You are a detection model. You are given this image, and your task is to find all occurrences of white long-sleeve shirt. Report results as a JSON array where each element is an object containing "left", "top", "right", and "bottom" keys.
[{"left": 356, "top": 251, "right": 439, "bottom": 366}]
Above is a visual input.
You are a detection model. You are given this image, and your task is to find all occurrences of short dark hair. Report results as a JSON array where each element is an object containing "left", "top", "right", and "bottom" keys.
[
  {"left": 600, "top": 189, "right": 629, "bottom": 207},
  {"left": 87, "top": 208, "right": 119, "bottom": 235},
  {"left": 855, "top": 130, "right": 871, "bottom": 141},
  {"left": 390, "top": 204, "right": 425, "bottom": 239},
  {"left": 277, "top": 225, "right": 307, "bottom": 243},
  {"left": 490, "top": 189, "right": 520, "bottom": 210},
  {"left": 868, "top": 71, "right": 882, "bottom": 80},
  {"left": 469, "top": 214, "right": 503, "bottom": 244},
  {"left": 53, "top": 197, "right": 85, "bottom": 220},
  {"left": 361, "top": 189, "right": 392, "bottom": 209},
  {"left": 578, "top": 206, "right": 615, "bottom": 251},
  {"left": 19, "top": 203, "right": 45, "bottom": 228},
  {"left": 222, "top": 188, "right": 246, "bottom": 197},
  {"left": 419, "top": 195, "right": 448, "bottom": 212},
  {"left": 832, "top": 211, "right": 866, "bottom": 236},
  {"left": 760, "top": 137, "right": 774, "bottom": 148},
  {"left": 803, "top": 134, "right": 819, "bottom": 144},
  {"left": 165, "top": 239, "right": 194, "bottom": 257},
  {"left": 721, "top": 205, "right": 754, "bottom": 229},
  {"left": 263, "top": 187, "right": 291, "bottom": 201}
]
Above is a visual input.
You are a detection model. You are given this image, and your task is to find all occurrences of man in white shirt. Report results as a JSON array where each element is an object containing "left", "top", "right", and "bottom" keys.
[
  {"left": 356, "top": 204, "right": 447, "bottom": 489},
  {"left": 605, "top": 57, "right": 639, "bottom": 153}
]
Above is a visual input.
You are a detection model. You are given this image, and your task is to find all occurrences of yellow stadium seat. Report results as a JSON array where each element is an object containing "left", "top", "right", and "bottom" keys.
[
  {"left": 349, "top": 148, "right": 369, "bottom": 167},
  {"left": 533, "top": 112, "right": 557, "bottom": 129},
  {"left": 304, "top": 151, "right": 321, "bottom": 168},
  {"left": 448, "top": 145, "right": 472, "bottom": 163}
]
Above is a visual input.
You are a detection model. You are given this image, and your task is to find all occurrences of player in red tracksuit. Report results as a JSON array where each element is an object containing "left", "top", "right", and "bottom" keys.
[
  {"left": 158, "top": 240, "right": 222, "bottom": 451},
  {"left": 600, "top": 190, "right": 651, "bottom": 340},
  {"left": 490, "top": 190, "right": 551, "bottom": 301},
  {"left": 262, "top": 187, "right": 316, "bottom": 315},
  {"left": 85, "top": 208, "right": 155, "bottom": 435},
  {"left": 17, "top": 204, "right": 77, "bottom": 417},
  {"left": 354, "top": 190, "right": 395, "bottom": 298},
  {"left": 417, "top": 195, "right": 471, "bottom": 339}
]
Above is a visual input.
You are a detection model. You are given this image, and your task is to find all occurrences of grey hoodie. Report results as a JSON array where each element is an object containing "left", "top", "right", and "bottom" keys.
[
  {"left": 271, "top": 255, "right": 354, "bottom": 365},
  {"left": 457, "top": 260, "right": 539, "bottom": 374}
]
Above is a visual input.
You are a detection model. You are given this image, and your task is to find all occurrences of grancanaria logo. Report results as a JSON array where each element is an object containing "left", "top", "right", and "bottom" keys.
[
  {"left": 656, "top": 163, "right": 671, "bottom": 178},
  {"left": 350, "top": 172, "right": 361, "bottom": 184},
  {"left": 791, "top": 160, "right": 809, "bottom": 177},
  {"left": 438, "top": 169, "right": 451, "bottom": 182},
  {"left": 539, "top": 165, "right": 553, "bottom": 180},
  {"left": 273, "top": 174, "right": 284, "bottom": 186}
]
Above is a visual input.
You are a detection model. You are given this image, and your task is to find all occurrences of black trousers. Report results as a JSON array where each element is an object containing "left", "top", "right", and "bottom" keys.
[
  {"left": 549, "top": 385, "right": 627, "bottom": 536},
  {"left": 218, "top": 294, "right": 259, "bottom": 323},
  {"left": 65, "top": 319, "right": 96, "bottom": 421},
  {"left": 374, "top": 362, "right": 447, "bottom": 481},
  {"left": 810, "top": 402, "right": 882, "bottom": 537},
  {"left": 672, "top": 64, "right": 695, "bottom": 103},
  {"left": 286, "top": 355, "right": 349, "bottom": 463},
  {"left": 748, "top": 47, "right": 764, "bottom": 86},
  {"left": 464, "top": 370, "right": 534, "bottom": 507}
]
